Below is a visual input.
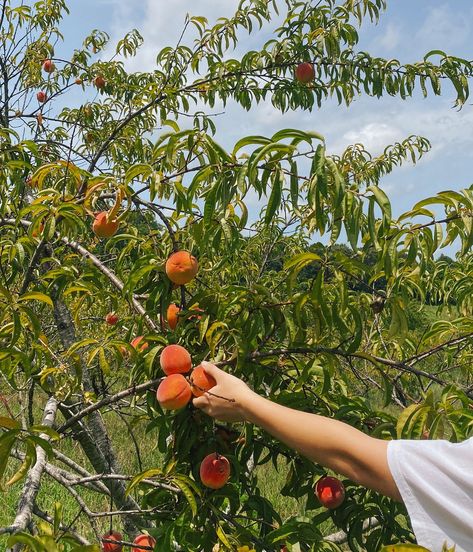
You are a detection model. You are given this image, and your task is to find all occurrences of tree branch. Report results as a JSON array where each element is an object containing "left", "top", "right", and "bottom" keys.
[{"left": 9, "top": 396, "right": 58, "bottom": 538}]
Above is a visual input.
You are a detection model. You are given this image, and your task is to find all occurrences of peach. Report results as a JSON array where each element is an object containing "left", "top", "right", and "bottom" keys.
[
  {"left": 94, "top": 75, "right": 106, "bottom": 89},
  {"left": 132, "top": 534, "right": 156, "bottom": 551},
  {"left": 188, "top": 304, "right": 203, "bottom": 322},
  {"left": 92, "top": 211, "right": 119, "bottom": 238},
  {"left": 42, "top": 59, "right": 55, "bottom": 73},
  {"left": 159, "top": 344, "right": 191, "bottom": 375},
  {"left": 131, "top": 335, "right": 149, "bottom": 353},
  {"left": 165, "top": 250, "right": 198, "bottom": 285},
  {"left": 295, "top": 62, "right": 315, "bottom": 84},
  {"left": 101, "top": 530, "right": 123, "bottom": 552},
  {"left": 190, "top": 364, "right": 216, "bottom": 397},
  {"left": 105, "top": 312, "right": 119, "bottom": 325},
  {"left": 156, "top": 374, "right": 192, "bottom": 410},
  {"left": 36, "top": 91, "right": 47, "bottom": 103},
  {"left": 200, "top": 453, "right": 230, "bottom": 489},
  {"left": 315, "top": 476, "right": 345, "bottom": 509},
  {"left": 167, "top": 303, "right": 180, "bottom": 330}
]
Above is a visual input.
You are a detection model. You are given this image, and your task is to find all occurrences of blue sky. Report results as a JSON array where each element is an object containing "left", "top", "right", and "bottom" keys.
[{"left": 60, "top": 1, "right": 473, "bottom": 250}]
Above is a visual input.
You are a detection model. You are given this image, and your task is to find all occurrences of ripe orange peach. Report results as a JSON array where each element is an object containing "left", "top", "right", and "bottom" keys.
[
  {"left": 165, "top": 250, "right": 198, "bottom": 285},
  {"left": 156, "top": 374, "right": 192, "bottom": 410},
  {"left": 190, "top": 364, "right": 216, "bottom": 397},
  {"left": 131, "top": 335, "right": 149, "bottom": 353},
  {"left": 132, "top": 534, "right": 156, "bottom": 552},
  {"left": 167, "top": 303, "right": 180, "bottom": 330},
  {"left": 315, "top": 476, "right": 345, "bottom": 509},
  {"left": 199, "top": 453, "right": 230, "bottom": 489},
  {"left": 92, "top": 211, "right": 119, "bottom": 238},
  {"left": 159, "top": 344, "right": 191, "bottom": 375}
]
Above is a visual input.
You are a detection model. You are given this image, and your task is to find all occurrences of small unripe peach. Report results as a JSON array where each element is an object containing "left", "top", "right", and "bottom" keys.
[
  {"left": 157, "top": 374, "right": 192, "bottom": 410},
  {"left": 200, "top": 453, "right": 230, "bottom": 489},
  {"left": 167, "top": 303, "right": 180, "bottom": 330},
  {"left": 295, "top": 62, "right": 315, "bottom": 84},
  {"left": 92, "top": 211, "right": 119, "bottom": 238},
  {"left": 36, "top": 91, "right": 47, "bottom": 103},
  {"left": 165, "top": 250, "right": 198, "bottom": 285},
  {"left": 101, "top": 530, "right": 123, "bottom": 552},
  {"left": 190, "top": 364, "right": 216, "bottom": 397},
  {"left": 75, "top": 77, "right": 83, "bottom": 85},
  {"left": 105, "top": 312, "right": 118, "bottom": 325},
  {"left": 42, "top": 59, "right": 55, "bottom": 73},
  {"left": 315, "top": 476, "right": 345, "bottom": 509},
  {"left": 131, "top": 534, "right": 156, "bottom": 552},
  {"left": 159, "top": 344, "right": 191, "bottom": 375},
  {"left": 131, "top": 335, "right": 148, "bottom": 352}
]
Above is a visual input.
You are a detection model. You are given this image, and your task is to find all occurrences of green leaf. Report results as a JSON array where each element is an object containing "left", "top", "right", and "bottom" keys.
[
  {"left": 0, "top": 430, "right": 20, "bottom": 486},
  {"left": 170, "top": 475, "right": 198, "bottom": 517},
  {"left": 0, "top": 417, "right": 21, "bottom": 429},
  {"left": 368, "top": 185, "right": 392, "bottom": 221},
  {"left": 126, "top": 468, "right": 163, "bottom": 495},
  {"left": 264, "top": 169, "right": 283, "bottom": 224},
  {"left": 7, "top": 439, "right": 37, "bottom": 486},
  {"left": 18, "top": 292, "right": 53, "bottom": 308}
]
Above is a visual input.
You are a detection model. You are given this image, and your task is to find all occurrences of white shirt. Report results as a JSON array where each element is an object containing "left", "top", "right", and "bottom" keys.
[{"left": 387, "top": 438, "right": 473, "bottom": 552}]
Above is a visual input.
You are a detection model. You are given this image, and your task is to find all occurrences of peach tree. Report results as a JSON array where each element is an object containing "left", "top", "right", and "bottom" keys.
[{"left": 0, "top": 0, "right": 472, "bottom": 550}]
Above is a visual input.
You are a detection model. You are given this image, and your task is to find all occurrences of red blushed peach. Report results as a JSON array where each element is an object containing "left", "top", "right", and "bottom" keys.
[
  {"left": 101, "top": 530, "right": 123, "bottom": 552},
  {"left": 42, "top": 59, "right": 55, "bottom": 73},
  {"left": 315, "top": 476, "right": 345, "bottom": 509},
  {"left": 36, "top": 90, "right": 47, "bottom": 103},
  {"left": 105, "top": 312, "right": 119, "bottom": 325},
  {"left": 132, "top": 534, "right": 156, "bottom": 551},
  {"left": 94, "top": 75, "right": 106, "bottom": 89},
  {"left": 131, "top": 335, "right": 149, "bottom": 353},
  {"left": 165, "top": 250, "right": 198, "bottom": 285},
  {"left": 156, "top": 374, "right": 192, "bottom": 410},
  {"left": 167, "top": 303, "right": 180, "bottom": 330},
  {"left": 190, "top": 364, "right": 216, "bottom": 397},
  {"left": 199, "top": 453, "right": 230, "bottom": 489},
  {"left": 295, "top": 62, "right": 315, "bottom": 83},
  {"left": 159, "top": 344, "right": 191, "bottom": 375},
  {"left": 92, "top": 211, "right": 119, "bottom": 238}
]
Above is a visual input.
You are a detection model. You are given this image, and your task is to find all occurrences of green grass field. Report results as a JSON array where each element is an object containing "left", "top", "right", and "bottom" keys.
[{"left": 0, "top": 388, "right": 342, "bottom": 550}]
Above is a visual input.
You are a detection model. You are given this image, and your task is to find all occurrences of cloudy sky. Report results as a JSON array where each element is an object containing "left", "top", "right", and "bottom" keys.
[{"left": 59, "top": 1, "right": 473, "bottom": 243}]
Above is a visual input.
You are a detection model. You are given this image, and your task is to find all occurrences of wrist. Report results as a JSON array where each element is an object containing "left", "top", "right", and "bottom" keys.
[{"left": 239, "top": 389, "right": 263, "bottom": 423}]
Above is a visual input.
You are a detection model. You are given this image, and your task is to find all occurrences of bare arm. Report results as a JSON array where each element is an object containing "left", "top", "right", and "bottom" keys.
[{"left": 193, "top": 362, "right": 402, "bottom": 502}]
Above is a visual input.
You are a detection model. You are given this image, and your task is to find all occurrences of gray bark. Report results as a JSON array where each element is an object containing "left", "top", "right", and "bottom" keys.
[{"left": 8, "top": 396, "right": 58, "bottom": 551}]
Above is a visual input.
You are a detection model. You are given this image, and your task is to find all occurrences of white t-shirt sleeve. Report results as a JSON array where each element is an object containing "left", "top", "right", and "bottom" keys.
[{"left": 387, "top": 437, "right": 473, "bottom": 552}]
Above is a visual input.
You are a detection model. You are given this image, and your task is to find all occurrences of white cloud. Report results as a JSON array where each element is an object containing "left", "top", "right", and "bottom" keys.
[
  {"left": 415, "top": 5, "right": 471, "bottom": 51},
  {"left": 377, "top": 23, "right": 401, "bottom": 52},
  {"left": 107, "top": 0, "right": 241, "bottom": 72},
  {"left": 339, "top": 122, "right": 403, "bottom": 153}
]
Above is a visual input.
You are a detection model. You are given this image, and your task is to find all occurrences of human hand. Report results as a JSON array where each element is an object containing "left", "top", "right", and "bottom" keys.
[{"left": 192, "top": 361, "right": 256, "bottom": 422}]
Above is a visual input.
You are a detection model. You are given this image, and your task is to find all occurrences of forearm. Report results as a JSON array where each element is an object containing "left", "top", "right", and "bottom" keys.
[{"left": 242, "top": 392, "right": 401, "bottom": 501}]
